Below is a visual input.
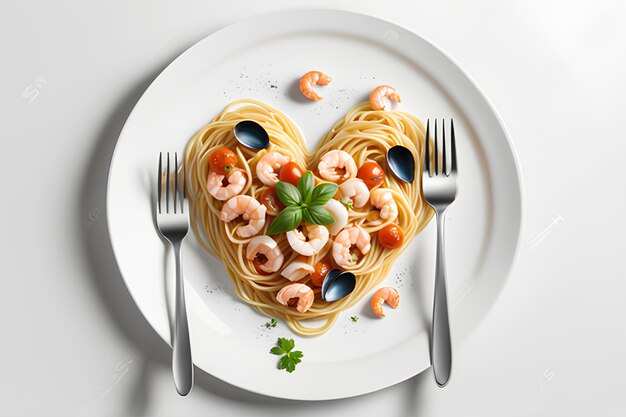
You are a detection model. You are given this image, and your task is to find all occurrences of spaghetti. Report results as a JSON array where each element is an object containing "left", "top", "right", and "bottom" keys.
[{"left": 184, "top": 99, "right": 433, "bottom": 336}]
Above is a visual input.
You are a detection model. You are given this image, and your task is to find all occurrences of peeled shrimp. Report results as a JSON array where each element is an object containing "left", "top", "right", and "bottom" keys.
[
  {"left": 256, "top": 151, "right": 291, "bottom": 186},
  {"left": 323, "top": 199, "right": 348, "bottom": 235},
  {"left": 276, "top": 283, "right": 315, "bottom": 313},
  {"left": 220, "top": 195, "right": 267, "bottom": 238},
  {"left": 281, "top": 256, "right": 315, "bottom": 281},
  {"left": 370, "top": 188, "right": 398, "bottom": 221},
  {"left": 318, "top": 150, "right": 357, "bottom": 183},
  {"left": 246, "top": 235, "right": 284, "bottom": 273},
  {"left": 369, "top": 85, "right": 401, "bottom": 110},
  {"left": 299, "top": 71, "right": 332, "bottom": 101},
  {"left": 371, "top": 287, "right": 400, "bottom": 317},
  {"left": 332, "top": 225, "right": 371, "bottom": 268},
  {"left": 286, "top": 224, "right": 329, "bottom": 256},
  {"left": 207, "top": 169, "right": 247, "bottom": 201},
  {"left": 339, "top": 178, "right": 370, "bottom": 208}
]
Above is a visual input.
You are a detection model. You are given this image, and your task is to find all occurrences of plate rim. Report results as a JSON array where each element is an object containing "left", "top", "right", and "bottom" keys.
[{"left": 106, "top": 8, "right": 524, "bottom": 400}]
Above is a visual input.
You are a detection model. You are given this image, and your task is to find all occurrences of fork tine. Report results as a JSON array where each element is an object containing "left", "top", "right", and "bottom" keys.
[
  {"left": 181, "top": 161, "right": 187, "bottom": 214},
  {"left": 450, "top": 119, "right": 457, "bottom": 174},
  {"left": 166, "top": 152, "right": 170, "bottom": 213},
  {"left": 183, "top": 161, "right": 187, "bottom": 201},
  {"left": 424, "top": 119, "right": 430, "bottom": 177},
  {"left": 434, "top": 120, "right": 439, "bottom": 175},
  {"left": 158, "top": 152, "right": 163, "bottom": 214},
  {"left": 174, "top": 152, "right": 179, "bottom": 214},
  {"left": 442, "top": 119, "right": 447, "bottom": 176},
  {"left": 178, "top": 161, "right": 187, "bottom": 213}
]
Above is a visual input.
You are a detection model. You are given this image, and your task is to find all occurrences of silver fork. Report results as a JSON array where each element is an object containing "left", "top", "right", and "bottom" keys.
[
  {"left": 422, "top": 119, "right": 457, "bottom": 387},
  {"left": 156, "top": 152, "right": 193, "bottom": 396}
]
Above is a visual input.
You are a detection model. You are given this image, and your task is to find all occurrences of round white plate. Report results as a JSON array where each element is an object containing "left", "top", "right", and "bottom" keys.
[{"left": 107, "top": 9, "right": 522, "bottom": 400}]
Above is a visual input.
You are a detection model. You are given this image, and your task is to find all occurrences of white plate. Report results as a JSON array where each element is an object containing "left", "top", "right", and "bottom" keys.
[{"left": 107, "top": 9, "right": 522, "bottom": 400}]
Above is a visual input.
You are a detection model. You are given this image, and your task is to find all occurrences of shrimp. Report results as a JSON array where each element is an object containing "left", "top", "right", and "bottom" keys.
[
  {"left": 339, "top": 178, "right": 370, "bottom": 208},
  {"left": 323, "top": 199, "right": 348, "bottom": 235},
  {"left": 371, "top": 287, "right": 400, "bottom": 317},
  {"left": 299, "top": 70, "right": 332, "bottom": 101},
  {"left": 246, "top": 235, "right": 284, "bottom": 273},
  {"left": 332, "top": 225, "right": 371, "bottom": 268},
  {"left": 220, "top": 195, "right": 267, "bottom": 238},
  {"left": 276, "top": 283, "right": 315, "bottom": 313},
  {"left": 369, "top": 85, "right": 401, "bottom": 111},
  {"left": 207, "top": 169, "right": 247, "bottom": 201},
  {"left": 281, "top": 255, "right": 315, "bottom": 281},
  {"left": 318, "top": 150, "right": 357, "bottom": 183},
  {"left": 286, "top": 224, "right": 329, "bottom": 256},
  {"left": 370, "top": 188, "right": 398, "bottom": 221},
  {"left": 256, "top": 151, "right": 291, "bottom": 186}
]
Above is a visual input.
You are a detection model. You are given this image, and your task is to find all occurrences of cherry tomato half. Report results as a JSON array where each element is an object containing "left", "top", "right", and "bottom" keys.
[
  {"left": 357, "top": 161, "right": 385, "bottom": 189},
  {"left": 278, "top": 161, "right": 304, "bottom": 186},
  {"left": 259, "top": 188, "right": 285, "bottom": 216},
  {"left": 310, "top": 258, "right": 333, "bottom": 287},
  {"left": 209, "top": 147, "right": 238, "bottom": 175},
  {"left": 378, "top": 224, "right": 404, "bottom": 249}
]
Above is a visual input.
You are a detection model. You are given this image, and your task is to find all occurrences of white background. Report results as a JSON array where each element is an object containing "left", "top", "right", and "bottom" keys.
[{"left": 1, "top": 1, "right": 625, "bottom": 416}]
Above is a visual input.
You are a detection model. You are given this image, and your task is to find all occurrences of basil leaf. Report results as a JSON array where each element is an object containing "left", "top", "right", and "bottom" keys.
[
  {"left": 275, "top": 181, "right": 302, "bottom": 207},
  {"left": 301, "top": 207, "right": 313, "bottom": 224},
  {"left": 305, "top": 206, "right": 334, "bottom": 226},
  {"left": 267, "top": 207, "right": 302, "bottom": 235},
  {"left": 309, "top": 183, "right": 338, "bottom": 206},
  {"left": 297, "top": 171, "right": 315, "bottom": 204}
]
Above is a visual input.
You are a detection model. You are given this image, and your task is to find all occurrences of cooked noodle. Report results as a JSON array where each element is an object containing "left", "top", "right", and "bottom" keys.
[{"left": 184, "top": 99, "right": 433, "bottom": 336}]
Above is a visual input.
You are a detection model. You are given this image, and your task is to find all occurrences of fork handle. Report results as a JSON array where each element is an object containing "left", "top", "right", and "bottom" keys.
[
  {"left": 172, "top": 241, "right": 194, "bottom": 395},
  {"left": 431, "top": 210, "right": 452, "bottom": 387}
]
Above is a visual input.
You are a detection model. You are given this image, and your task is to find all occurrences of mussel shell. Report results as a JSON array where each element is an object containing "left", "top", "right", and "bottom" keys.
[
  {"left": 386, "top": 145, "right": 415, "bottom": 183},
  {"left": 321, "top": 268, "right": 342, "bottom": 300},
  {"left": 322, "top": 270, "right": 356, "bottom": 302},
  {"left": 233, "top": 120, "right": 270, "bottom": 150}
]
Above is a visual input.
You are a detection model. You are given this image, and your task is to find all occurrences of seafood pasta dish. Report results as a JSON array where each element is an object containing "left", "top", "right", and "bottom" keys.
[{"left": 184, "top": 72, "right": 433, "bottom": 336}]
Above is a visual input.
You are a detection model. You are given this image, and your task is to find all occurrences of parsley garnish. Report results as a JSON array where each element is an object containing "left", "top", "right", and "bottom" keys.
[
  {"left": 267, "top": 171, "right": 338, "bottom": 234},
  {"left": 270, "top": 337, "right": 303, "bottom": 373},
  {"left": 264, "top": 318, "right": 278, "bottom": 329},
  {"left": 350, "top": 315, "right": 359, "bottom": 322}
]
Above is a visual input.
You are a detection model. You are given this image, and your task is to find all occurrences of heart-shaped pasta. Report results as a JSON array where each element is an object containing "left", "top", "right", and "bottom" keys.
[{"left": 184, "top": 99, "right": 433, "bottom": 336}]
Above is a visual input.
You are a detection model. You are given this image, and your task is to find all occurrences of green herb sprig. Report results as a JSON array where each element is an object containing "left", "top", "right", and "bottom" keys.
[
  {"left": 267, "top": 171, "right": 338, "bottom": 234},
  {"left": 264, "top": 318, "right": 278, "bottom": 329},
  {"left": 270, "top": 337, "right": 303, "bottom": 373}
]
